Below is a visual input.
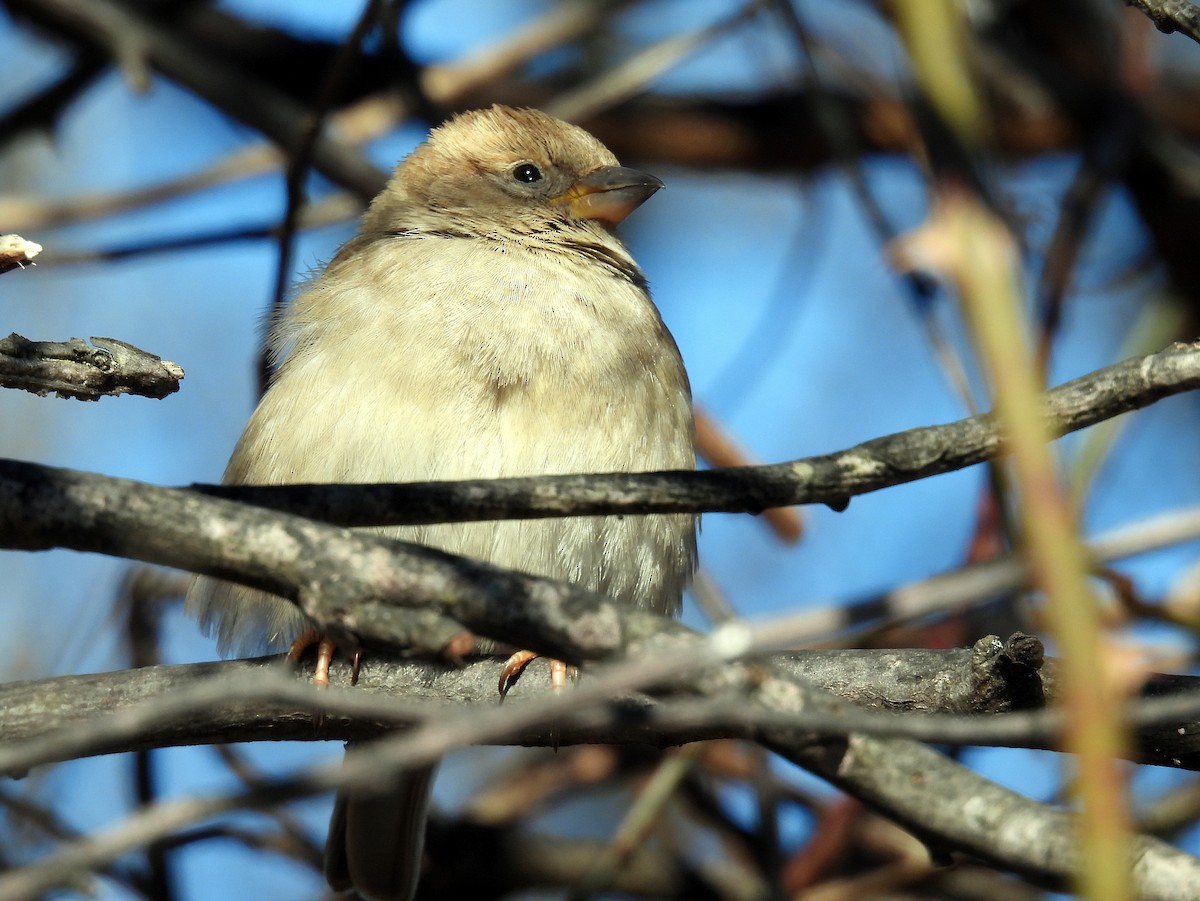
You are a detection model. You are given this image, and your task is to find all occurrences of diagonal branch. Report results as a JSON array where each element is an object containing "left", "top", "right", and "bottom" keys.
[
  {"left": 1126, "top": 0, "right": 1200, "bottom": 44},
  {"left": 4, "top": 0, "right": 387, "bottom": 199},
  {"left": 0, "top": 343, "right": 1197, "bottom": 657}
]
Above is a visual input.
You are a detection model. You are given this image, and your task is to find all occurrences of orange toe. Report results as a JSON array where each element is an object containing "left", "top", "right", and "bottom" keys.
[
  {"left": 499, "top": 652, "right": 577, "bottom": 698},
  {"left": 286, "top": 629, "right": 340, "bottom": 689}
]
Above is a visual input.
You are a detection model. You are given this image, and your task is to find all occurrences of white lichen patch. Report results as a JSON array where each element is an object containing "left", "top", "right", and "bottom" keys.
[
  {"left": 0, "top": 234, "right": 42, "bottom": 266},
  {"left": 836, "top": 451, "right": 882, "bottom": 478},
  {"left": 790, "top": 460, "right": 815, "bottom": 481},
  {"left": 201, "top": 516, "right": 304, "bottom": 565}
]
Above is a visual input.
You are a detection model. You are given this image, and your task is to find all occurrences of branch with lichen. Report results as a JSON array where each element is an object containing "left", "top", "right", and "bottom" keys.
[
  {"left": 0, "top": 234, "right": 41, "bottom": 274},
  {"left": 0, "top": 333, "right": 184, "bottom": 401}
]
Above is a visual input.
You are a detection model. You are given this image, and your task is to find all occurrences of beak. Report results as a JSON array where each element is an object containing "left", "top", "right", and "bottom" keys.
[{"left": 558, "top": 166, "right": 664, "bottom": 225}]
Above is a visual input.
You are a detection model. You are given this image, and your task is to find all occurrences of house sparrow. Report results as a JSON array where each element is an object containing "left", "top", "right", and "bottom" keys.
[{"left": 186, "top": 104, "right": 696, "bottom": 901}]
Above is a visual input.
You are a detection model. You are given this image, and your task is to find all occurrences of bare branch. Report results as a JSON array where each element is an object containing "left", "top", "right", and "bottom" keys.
[
  {"left": 0, "top": 334, "right": 183, "bottom": 400},
  {"left": 193, "top": 342, "right": 1200, "bottom": 528},
  {"left": 0, "top": 1, "right": 628, "bottom": 237},
  {"left": 0, "top": 344, "right": 1194, "bottom": 657},
  {"left": 1, "top": 634, "right": 1198, "bottom": 770},
  {"left": 546, "top": 1, "right": 765, "bottom": 122},
  {"left": 783, "top": 734, "right": 1200, "bottom": 901},
  {"left": 5, "top": 0, "right": 386, "bottom": 199},
  {"left": 0, "top": 638, "right": 1037, "bottom": 767},
  {"left": 2, "top": 632, "right": 1199, "bottom": 899},
  {"left": 1127, "top": 0, "right": 1200, "bottom": 44}
]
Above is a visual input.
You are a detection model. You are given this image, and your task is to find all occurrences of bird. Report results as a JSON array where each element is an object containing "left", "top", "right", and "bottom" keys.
[{"left": 186, "top": 104, "right": 697, "bottom": 901}]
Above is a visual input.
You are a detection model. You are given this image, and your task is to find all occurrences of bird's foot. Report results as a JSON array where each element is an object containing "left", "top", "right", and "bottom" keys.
[
  {"left": 498, "top": 651, "right": 577, "bottom": 698},
  {"left": 287, "top": 628, "right": 363, "bottom": 687}
]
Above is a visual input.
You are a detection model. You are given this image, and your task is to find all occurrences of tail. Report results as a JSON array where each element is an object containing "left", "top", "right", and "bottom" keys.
[{"left": 325, "top": 750, "right": 437, "bottom": 901}]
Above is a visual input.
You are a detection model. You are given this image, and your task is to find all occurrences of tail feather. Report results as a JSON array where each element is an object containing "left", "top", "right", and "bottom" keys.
[{"left": 325, "top": 752, "right": 438, "bottom": 901}]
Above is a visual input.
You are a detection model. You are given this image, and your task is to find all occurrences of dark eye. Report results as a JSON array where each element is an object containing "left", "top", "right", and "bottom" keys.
[{"left": 512, "top": 163, "right": 543, "bottom": 184}]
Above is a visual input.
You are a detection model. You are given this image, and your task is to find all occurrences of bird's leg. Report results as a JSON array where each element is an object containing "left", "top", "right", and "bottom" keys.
[
  {"left": 499, "top": 651, "right": 578, "bottom": 698},
  {"left": 287, "top": 629, "right": 362, "bottom": 687}
]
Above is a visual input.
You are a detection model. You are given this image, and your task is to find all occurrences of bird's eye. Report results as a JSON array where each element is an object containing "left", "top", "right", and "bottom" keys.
[{"left": 512, "top": 163, "right": 543, "bottom": 184}]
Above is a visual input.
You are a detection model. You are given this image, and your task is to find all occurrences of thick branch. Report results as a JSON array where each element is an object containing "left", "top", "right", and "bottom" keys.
[
  {"left": 0, "top": 640, "right": 1038, "bottom": 765},
  {"left": 0, "top": 333, "right": 183, "bottom": 400},
  {"left": 782, "top": 735, "right": 1200, "bottom": 899},
  {"left": 2, "top": 638, "right": 1198, "bottom": 771}
]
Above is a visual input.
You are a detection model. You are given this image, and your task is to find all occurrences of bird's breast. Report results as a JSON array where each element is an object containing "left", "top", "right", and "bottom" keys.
[
  {"left": 244, "top": 235, "right": 696, "bottom": 610},
  {"left": 271, "top": 235, "right": 693, "bottom": 479}
]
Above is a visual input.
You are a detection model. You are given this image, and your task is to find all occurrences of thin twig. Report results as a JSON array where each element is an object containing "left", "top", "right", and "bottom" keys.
[
  {"left": 187, "top": 341, "right": 1200, "bottom": 528},
  {"left": 547, "top": 1, "right": 767, "bottom": 122},
  {"left": 263, "top": 0, "right": 390, "bottom": 396}
]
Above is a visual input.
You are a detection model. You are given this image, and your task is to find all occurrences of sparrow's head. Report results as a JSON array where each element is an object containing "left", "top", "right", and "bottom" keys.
[{"left": 364, "top": 105, "right": 663, "bottom": 237}]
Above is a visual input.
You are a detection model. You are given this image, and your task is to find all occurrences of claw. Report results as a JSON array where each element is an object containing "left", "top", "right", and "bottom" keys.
[
  {"left": 499, "top": 651, "right": 578, "bottom": 699},
  {"left": 499, "top": 649, "right": 541, "bottom": 698}
]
